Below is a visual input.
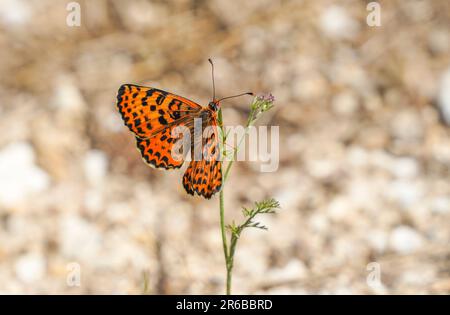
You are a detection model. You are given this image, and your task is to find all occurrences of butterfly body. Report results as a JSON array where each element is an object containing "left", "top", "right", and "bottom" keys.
[{"left": 117, "top": 84, "right": 222, "bottom": 199}]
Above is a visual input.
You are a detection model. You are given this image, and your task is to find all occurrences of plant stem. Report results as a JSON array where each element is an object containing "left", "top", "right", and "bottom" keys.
[
  {"left": 226, "top": 259, "right": 232, "bottom": 295},
  {"left": 223, "top": 116, "right": 255, "bottom": 183},
  {"left": 217, "top": 107, "right": 259, "bottom": 294},
  {"left": 219, "top": 189, "right": 229, "bottom": 289},
  {"left": 218, "top": 109, "right": 231, "bottom": 294}
]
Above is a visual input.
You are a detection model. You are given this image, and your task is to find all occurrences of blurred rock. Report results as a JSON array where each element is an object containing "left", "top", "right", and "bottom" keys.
[
  {"left": 52, "top": 74, "right": 86, "bottom": 112},
  {"left": 319, "top": 5, "right": 359, "bottom": 40},
  {"left": 15, "top": 252, "right": 46, "bottom": 284},
  {"left": 366, "top": 230, "right": 388, "bottom": 253},
  {"left": 332, "top": 90, "right": 359, "bottom": 115},
  {"left": 430, "top": 197, "right": 450, "bottom": 214},
  {"left": 266, "top": 259, "right": 307, "bottom": 283},
  {"left": 60, "top": 213, "right": 102, "bottom": 261},
  {"left": 0, "top": 0, "right": 31, "bottom": 26},
  {"left": 389, "top": 226, "right": 424, "bottom": 254},
  {"left": 437, "top": 66, "right": 450, "bottom": 125},
  {"left": 83, "top": 149, "right": 108, "bottom": 186},
  {"left": 428, "top": 29, "right": 450, "bottom": 55},
  {"left": 386, "top": 180, "right": 424, "bottom": 208},
  {"left": 0, "top": 142, "right": 50, "bottom": 207},
  {"left": 390, "top": 110, "right": 424, "bottom": 143},
  {"left": 327, "top": 197, "right": 353, "bottom": 222}
]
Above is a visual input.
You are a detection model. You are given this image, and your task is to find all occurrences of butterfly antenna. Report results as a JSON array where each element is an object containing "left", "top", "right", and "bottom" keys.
[
  {"left": 218, "top": 92, "right": 254, "bottom": 102},
  {"left": 208, "top": 58, "right": 216, "bottom": 101}
]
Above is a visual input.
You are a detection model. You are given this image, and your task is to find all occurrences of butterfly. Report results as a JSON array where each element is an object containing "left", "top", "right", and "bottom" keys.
[{"left": 116, "top": 59, "right": 252, "bottom": 199}]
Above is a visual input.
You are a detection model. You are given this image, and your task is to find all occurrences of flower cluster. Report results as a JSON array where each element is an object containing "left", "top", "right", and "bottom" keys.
[{"left": 249, "top": 93, "right": 275, "bottom": 124}]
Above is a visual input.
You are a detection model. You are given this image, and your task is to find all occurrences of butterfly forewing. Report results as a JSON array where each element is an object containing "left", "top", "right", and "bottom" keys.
[{"left": 117, "top": 84, "right": 202, "bottom": 138}]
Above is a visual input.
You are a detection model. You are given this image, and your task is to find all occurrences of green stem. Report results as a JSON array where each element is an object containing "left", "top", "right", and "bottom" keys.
[
  {"left": 217, "top": 107, "right": 260, "bottom": 294},
  {"left": 218, "top": 109, "right": 231, "bottom": 294},
  {"left": 226, "top": 236, "right": 237, "bottom": 295},
  {"left": 223, "top": 118, "right": 255, "bottom": 183},
  {"left": 226, "top": 260, "right": 232, "bottom": 295},
  {"left": 219, "top": 190, "right": 228, "bottom": 277}
]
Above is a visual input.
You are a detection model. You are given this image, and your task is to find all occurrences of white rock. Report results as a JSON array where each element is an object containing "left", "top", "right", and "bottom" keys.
[
  {"left": 274, "top": 188, "right": 299, "bottom": 210},
  {"left": 366, "top": 230, "right": 388, "bottom": 253},
  {"left": 122, "top": 1, "right": 168, "bottom": 30},
  {"left": 327, "top": 197, "right": 352, "bottom": 221},
  {"left": 390, "top": 157, "right": 419, "bottom": 179},
  {"left": 386, "top": 180, "right": 423, "bottom": 208},
  {"left": 320, "top": 5, "right": 359, "bottom": 40},
  {"left": 52, "top": 75, "right": 86, "bottom": 111},
  {"left": 83, "top": 149, "right": 108, "bottom": 185},
  {"left": 438, "top": 66, "right": 450, "bottom": 125},
  {"left": 307, "top": 159, "right": 338, "bottom": 179},
  {"left": 390, "top": 110, "right": 424, "bottom": 142},
  {"left": 0, "top": 0, "right": 31, "bottom": 26},
  {"left": 347, "top": 146, "right": 369, "bottom": 167},
  {"left": 266, "top": 259, "right": 307, "bottom": 282},
  {"left": 400, "top": 267, "right": 436, "bottom": 286},
  {"left": 348, "top": 176, "right": 378, "bottom": 208},
  {"left": 389, "top": 226, "right": 424, "bottom": 254},
  {"left": 15, "top": 252, "right": 46, "bottom": 283},
  {"left": 60, "top": 213, "right": 102, "bottom": 260},
  {"left": 370, "top": 151, "right": 419, "bottom": 178},
  {"left": 428, "top": 29, "right": 450, "bottom": 54},
  {"left": 98, "top": 234, "right": 148, "bottom": 269},
  {"left": 0, "top": 142, "right": 50, "bottom": 207},
  {"left": 309, "top": 213, "right": 329, "bottom": 233},
  {"left": 262, "top": 287, "right": 308, "bottom": 295},
  {"left": 105, "top": 111, "right": 124, "bottom": 133},
  {"left": 83, "top": 189, "right": 103, "bottom": 214},
  {"left": 430, "top": 197, "right": 450, "bottom": 214},
  {"left": 332, "top": 90, "right": 359, "bottom": 115}
]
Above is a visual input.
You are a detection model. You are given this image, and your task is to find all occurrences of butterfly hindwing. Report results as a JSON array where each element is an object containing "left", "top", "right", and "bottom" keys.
[
  {"left": 135, "top": 125, "right": 187, "bottom": 169},
  {"left": 183, "top": 119, "right": 222, "bottom": 199}
]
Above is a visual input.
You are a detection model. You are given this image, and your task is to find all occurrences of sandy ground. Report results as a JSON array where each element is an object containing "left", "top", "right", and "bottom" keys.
[{"left": 0, "top": 0, "right": 449, "bottom": 294}]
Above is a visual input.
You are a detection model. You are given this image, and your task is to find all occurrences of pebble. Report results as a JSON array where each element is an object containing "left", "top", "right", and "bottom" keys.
[
  {"left": 327, "top": 197, "right": 352, "bottom": 221},
  {"left": 60, "top": 213, "right": 102, "bottom": 261},
  {"left": 15, "top": 252, "right": 46, "bottom": 283},
  {"left": 52, "top": 75, "right": 85, "bottom": 111},
  {"left": 428, "top": 29, "right": 450, "bottom": 54},
  {"left": 430, "top": 197, "right": 450, "bottom": 214},
  {"left": 319, "top": 5, "right": 359, "bottom": 40},
  {"left": 0, "top": 142, "right": 50, "bottom": 207},
  {"left": 366, "top": 230, "right": 388, "bottom": 253},
  {"left": 0, "top": 0, "right": 31, "bottom": 26},
  {"left": 332, "top": 90, "right": 359, "bottom": 115},
  {"left": 83, "top": 149, "right": 108, "bottom": 185},
  {"left": 386, "top": 180, "right": 423, "bottom": 208},
  {"left": 390, "top": 110, "right": 424, "bottom": 142},
  {"left": 437, "top": 66, "right": 450, "bottom": 125},
  {"left": 266, "top": 259, "right": 307, "bottom": 283},
  {"left": 389, "top": 226, "right": 424, "bottom": 254}
]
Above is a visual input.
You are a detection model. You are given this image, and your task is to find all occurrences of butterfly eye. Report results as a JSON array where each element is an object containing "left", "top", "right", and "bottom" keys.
[{"left": 208, "top": 102, "right": 218, "bottom": 111}]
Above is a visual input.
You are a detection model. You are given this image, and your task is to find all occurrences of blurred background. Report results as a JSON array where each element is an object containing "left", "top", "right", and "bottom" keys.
[{"left": 0, "top": 0, "right": 449, "bottom": 294}]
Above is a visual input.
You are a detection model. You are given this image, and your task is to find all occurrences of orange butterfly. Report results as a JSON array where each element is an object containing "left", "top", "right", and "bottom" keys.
[{"left": 116, "top": 59, "right": 252, "bottom": 199}]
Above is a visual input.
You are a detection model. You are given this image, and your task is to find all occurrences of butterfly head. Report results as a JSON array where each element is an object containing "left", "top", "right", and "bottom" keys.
[{"left": 208, "top": 100, "right": 220, "bottom": 112}]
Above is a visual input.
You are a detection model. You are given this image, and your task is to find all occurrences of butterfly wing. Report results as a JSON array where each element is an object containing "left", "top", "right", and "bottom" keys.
[
  {"left": 117, "top": 84, "right": 201, "bottom": 169},
  {"left": 182, "top": 115, "right": 222, "bottom": 199}
]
